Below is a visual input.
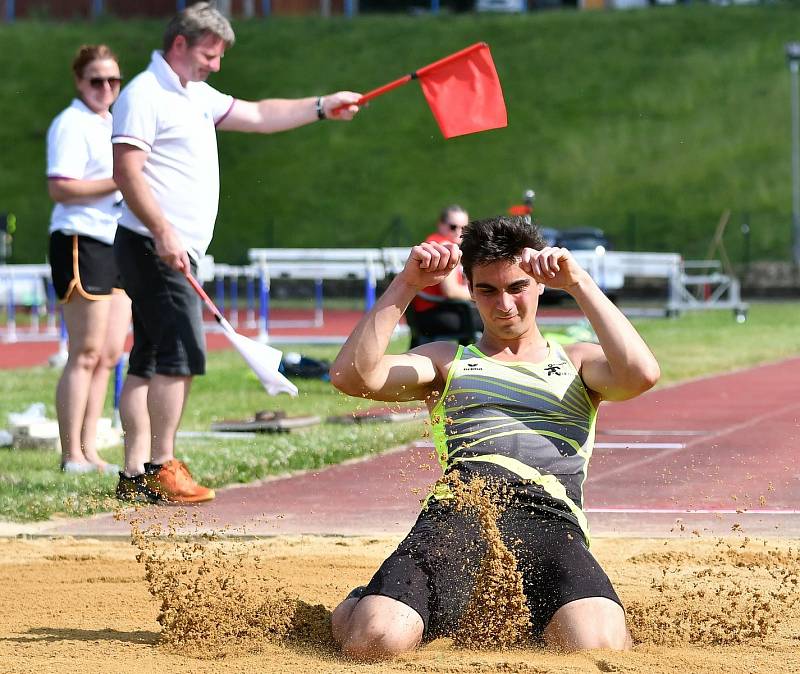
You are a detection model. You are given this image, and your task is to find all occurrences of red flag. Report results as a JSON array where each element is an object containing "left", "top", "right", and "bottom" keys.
[
  {"left": 347, "top": 43, "right": 508, "bottom": 139},
  {"left": 417, "top": 43, "right": 507, "bottom": 139}
]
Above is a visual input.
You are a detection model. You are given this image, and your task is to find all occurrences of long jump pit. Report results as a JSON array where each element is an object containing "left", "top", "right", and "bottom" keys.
[
  {"left": 3, "top": 358, "right": 800, "bottom": 673},
  {"left": 2, "top": 503, "right": 799, "bottom": 673}
]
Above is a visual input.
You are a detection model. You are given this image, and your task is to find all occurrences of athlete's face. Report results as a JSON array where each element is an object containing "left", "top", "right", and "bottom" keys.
[
  {"left": 75, "top": 58, "right": 121, "bottom": 116},
  {"left": 168, "top": 33, "right": 225, "bottom": 85},
  {"left": 469, "top": 259, "right": 544, "bottom": 340}
]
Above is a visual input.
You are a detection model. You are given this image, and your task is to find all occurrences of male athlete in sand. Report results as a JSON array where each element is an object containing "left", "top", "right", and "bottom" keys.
[{"left": 329, "top": 215, "right": 660, "bottom": 660}]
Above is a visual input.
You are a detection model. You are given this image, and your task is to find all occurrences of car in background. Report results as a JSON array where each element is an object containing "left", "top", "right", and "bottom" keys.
[
  {"left": 539, "top": 227, "right": 618, "bottom": 303},
  {"left": 476, "top": 0, "right": 526, "bottom": 11},
  {"left": 555, "top": 227, "right": 611, "bottom": 252},
  {"left": 540, "top": 227, "right": 559, "bottom": 248}
]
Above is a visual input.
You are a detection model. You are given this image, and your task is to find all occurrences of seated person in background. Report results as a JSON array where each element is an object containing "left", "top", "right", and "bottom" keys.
[{"left": 408, "top": 205, "right": 482, "bottom": 341}]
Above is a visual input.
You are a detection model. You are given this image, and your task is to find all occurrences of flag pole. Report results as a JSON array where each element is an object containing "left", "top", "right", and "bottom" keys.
[
  {"left": 186, "top": 272, "right": 234, "bottom": 334},
  {"left": 356, "top": 74, "right": 414, "bottom": 106},
  {"left": 337, "top": 42, "right": 490, "bottom": 112}
]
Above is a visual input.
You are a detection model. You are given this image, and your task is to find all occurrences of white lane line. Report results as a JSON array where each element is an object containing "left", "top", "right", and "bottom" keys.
[
  {"left": 598, "top": 429, "right": 709, "bottom": 437},
  {"left": 585, "top": 507, "right": 800, "bottom": 515},
  {"left": 592, "top": 399, "right": 800, "bottom": 482},
  {"left": 595, "top": 442, "right": 685, "bottom": 450}
]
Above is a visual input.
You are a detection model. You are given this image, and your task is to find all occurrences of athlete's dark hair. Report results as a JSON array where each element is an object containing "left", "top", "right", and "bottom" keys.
[{"left": 460, "top": 215, "right": 546, "bottom": 283}]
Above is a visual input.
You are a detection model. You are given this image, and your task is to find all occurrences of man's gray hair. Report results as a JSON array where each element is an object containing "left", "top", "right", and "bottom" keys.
[{"left": 163, "top": 2, "right": 235, "bottom": 54}]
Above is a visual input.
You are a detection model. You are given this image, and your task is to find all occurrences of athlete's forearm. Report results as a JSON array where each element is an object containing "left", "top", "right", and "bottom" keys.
[
  {"left": 331, "top": 275, "right": 417, "bottom": 395},
  {"left": 569, "top": 274, "right": 660, "bottom": 389}
]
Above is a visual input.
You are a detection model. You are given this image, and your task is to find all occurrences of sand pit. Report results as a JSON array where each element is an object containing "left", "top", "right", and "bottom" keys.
[{"left": 1, "top": 516, "right": 798, "bottom": 674}]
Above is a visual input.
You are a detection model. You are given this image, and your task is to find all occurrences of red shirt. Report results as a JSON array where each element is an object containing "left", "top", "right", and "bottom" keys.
[{"left": 410, "top": 232, "right": 467, "bottom": 312}]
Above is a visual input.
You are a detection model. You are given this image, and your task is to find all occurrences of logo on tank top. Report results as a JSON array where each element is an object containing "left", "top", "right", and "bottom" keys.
[
  {"left": 463, "top": 360, "right": 483, "bottom": 372},
  {"left": 545, "top": 362, "right": 566, "bottom": 376}
]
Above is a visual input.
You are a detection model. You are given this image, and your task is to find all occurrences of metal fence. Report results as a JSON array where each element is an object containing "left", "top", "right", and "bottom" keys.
[{"left": 1, "top": 245, "right": 753, "bottom": 347}]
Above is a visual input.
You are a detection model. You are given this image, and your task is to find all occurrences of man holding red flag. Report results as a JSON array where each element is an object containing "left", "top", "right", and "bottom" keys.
[{"left": 112, "top": 2, "right": 361, "bottom": 505}]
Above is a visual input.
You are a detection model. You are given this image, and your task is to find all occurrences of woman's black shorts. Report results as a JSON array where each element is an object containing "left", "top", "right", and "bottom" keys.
[
  {"left": 49, "top": 231, "right": 120, "bottom": 301},
  {"left": 362, "top": 489, "right": 621, "bottom": 641}
]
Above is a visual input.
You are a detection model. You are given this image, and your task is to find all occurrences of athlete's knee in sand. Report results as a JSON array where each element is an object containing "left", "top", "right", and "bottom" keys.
[
  {"left": 543, "top": 596, "right": 632, "bottom": 652},
  {"left": 332, "top": 594, "right": 423, "bottom": 661}
]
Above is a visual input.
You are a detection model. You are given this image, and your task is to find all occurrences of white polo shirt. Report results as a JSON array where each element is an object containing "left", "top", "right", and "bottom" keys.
[
  {"left": 46, "top": 99, "right": 122, "bottom": 246},
  {"left": 112, "top": 51, "right": 235, "bottom": 258}
]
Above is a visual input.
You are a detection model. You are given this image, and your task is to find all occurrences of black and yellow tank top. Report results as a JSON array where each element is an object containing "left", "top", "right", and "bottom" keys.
[{"left": 430, "top": 342, "right": 597, "bottom": 542}]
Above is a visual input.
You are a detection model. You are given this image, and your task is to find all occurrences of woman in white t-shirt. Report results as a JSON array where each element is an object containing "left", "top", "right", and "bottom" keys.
[{"left": 47, "top": 44, "right": 131, "bottom": 474}]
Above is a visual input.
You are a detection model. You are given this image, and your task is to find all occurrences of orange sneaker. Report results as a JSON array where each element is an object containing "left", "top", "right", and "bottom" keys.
[{"left": 145, "top": 459, "right": 215, "bottom": 504}]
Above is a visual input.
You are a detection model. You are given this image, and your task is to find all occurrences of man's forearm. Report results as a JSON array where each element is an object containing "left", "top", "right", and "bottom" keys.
[
  {"left": 114, "top": 169, "right": 171, "bottom": 237},
  {"left": 254, "top": 98, "right": 319, "bottom": 132},
  {"left": 219, "top": 92, "right": 359, "bottom": 134},
  {"left": 218, "top": 97, "right": 320, "bottom": 134}
]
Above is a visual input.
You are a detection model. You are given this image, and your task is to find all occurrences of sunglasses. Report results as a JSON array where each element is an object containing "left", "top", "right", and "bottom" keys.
[
  {"left": 86, "top": 76, "right": 123, "bottom": 89},
  {"left": 446, "top": 223, "right": 464, "bottom": 232}
]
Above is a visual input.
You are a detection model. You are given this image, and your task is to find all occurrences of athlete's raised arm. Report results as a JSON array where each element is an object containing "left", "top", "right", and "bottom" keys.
[
  {"left": 521, "top": 246, "right": 660, "bottom": 402},
  {"left": 331, "top": 242, "right": 461, "bottom": 402}
]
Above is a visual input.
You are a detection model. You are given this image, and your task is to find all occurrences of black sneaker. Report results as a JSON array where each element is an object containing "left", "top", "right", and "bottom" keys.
[
  {"left": 116, "top": 472, "right": 164, "bottom": 504},
  {"left": 144, "top": 462, "right": 162, "bottom": 475}
]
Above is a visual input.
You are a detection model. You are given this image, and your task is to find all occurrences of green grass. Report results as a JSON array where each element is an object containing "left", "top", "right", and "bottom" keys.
[
  {"left": 2, "top": 6, "right": 798, "bottom": 266},
  {"left": 0, "top": 339, "right": 425, "bottom": 522},
  {"left": 2, "top": 301, "right": 800, "bottom": 522},
  {"left": 636, "top": 301, "right": 800, "bottom": 384}
]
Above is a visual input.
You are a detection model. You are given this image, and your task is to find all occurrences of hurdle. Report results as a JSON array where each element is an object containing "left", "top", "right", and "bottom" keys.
[
  {"left": 245, "top": 266, "right": 258, "bottom": 328},
  {"left": 209, "top": 264, "right": 252, "bottom": 330},
  {"left": 0, "top": 264, "right": 56, "bottom": 344},
  {"left": 195, "top": 260, "right": 324, "bottom": 340},
  {"left": 247, "top": 248, "right": 387, "bottom": 341},
  {"left": 112, "top": 357, "right": 125, "bottom": 428}
]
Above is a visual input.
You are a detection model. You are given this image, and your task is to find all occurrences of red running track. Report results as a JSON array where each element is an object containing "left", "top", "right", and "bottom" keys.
[{"left": 32, "top": 357, "right": 800, "bottom": 539}]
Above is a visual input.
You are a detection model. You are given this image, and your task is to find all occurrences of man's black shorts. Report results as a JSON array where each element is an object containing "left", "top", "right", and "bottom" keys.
[
  {"left": 49, "top": 231, "right": 120, "bottom": 301},
  {"left": 114, "top": 226, "right": 205, "bottom": 378},
  {"left": 362, "top": 486, "right": 622, "bottom": 641}
]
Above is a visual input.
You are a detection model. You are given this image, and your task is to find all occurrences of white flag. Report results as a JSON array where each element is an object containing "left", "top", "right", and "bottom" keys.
[{"left": 224, "top": 331, "right": 298, "bottom": 397}]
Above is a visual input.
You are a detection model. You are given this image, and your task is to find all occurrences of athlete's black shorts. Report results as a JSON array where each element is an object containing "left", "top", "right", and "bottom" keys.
[
  {"left": 49, "top": 231, "right": 120, "bottom": 301},
  {"left": 362, "top": 481, "right": 621, "bottom": 641},
  {"left": 114, "top": 226, "right": 205, "bottom": 378}
]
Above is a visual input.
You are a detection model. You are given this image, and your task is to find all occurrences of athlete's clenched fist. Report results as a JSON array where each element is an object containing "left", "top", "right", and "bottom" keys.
[{"left": 400, "top": 241, "right": 462, "bottom": 290}]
